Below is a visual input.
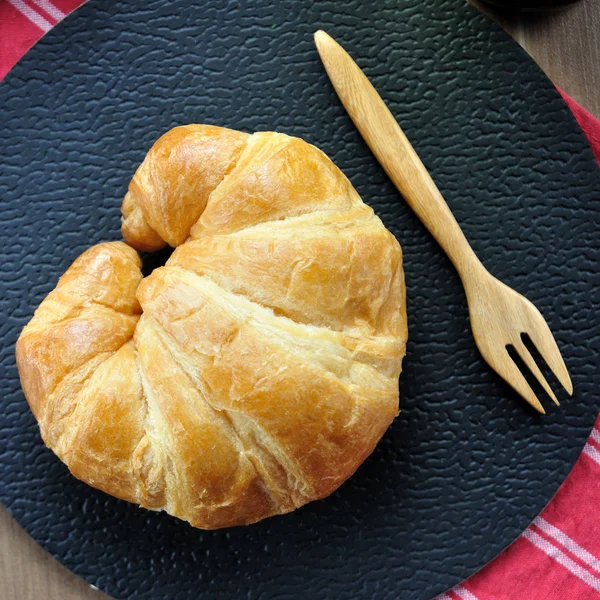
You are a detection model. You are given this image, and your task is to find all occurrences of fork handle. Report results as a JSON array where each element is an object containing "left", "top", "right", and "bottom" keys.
[{"left": 315, "top": 31, "right": 483, "bottom": 279}]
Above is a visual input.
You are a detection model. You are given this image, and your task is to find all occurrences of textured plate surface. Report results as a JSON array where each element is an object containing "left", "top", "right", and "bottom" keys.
[{"left": 1, "top": 1, "right": 599, "bottom": 598}]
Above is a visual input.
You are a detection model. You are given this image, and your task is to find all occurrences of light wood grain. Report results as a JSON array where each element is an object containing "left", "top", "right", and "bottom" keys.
[
  {"left": 0, "top": 505, "right": 107, "bottom": 600},
  {"left": 2, "top": 3, "right": 599, "bottom": 599},
  {"left": 315, "top": 29, "right": 573, "bottom": 414},
  {"left": 482, "top": 0, "right": 600, "bottom": 117}
]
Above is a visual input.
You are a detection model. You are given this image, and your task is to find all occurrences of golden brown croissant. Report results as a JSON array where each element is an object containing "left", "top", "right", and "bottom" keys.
[{"left": 16, "top": 125, "right": 408, "bottom": 529}]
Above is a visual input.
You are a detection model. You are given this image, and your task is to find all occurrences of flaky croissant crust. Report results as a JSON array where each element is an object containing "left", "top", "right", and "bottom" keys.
[{"left": 16, "top": 125, "right": 407, "bottom": 529}]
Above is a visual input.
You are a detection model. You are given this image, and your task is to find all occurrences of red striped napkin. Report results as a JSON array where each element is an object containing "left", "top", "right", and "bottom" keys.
[
  {"left": 2, "top": 2, "right": 600, "bottom": 598},
  {"left": 440, "top": 418, "right": 600, "bottom": 599},
  {"left": 0, "top": 0, "right": 83, "bottom": 80}
]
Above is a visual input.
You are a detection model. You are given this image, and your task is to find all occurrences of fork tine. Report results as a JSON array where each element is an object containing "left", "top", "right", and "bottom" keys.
[
  {"left": 492, "top": 349, "right": 546, "bottom": 414},
  {"left": 526, "top": 324, "right": 573, "bottom": 396},
  {"left": 513, "top": 342, "right": 559, "bottom": 406}
]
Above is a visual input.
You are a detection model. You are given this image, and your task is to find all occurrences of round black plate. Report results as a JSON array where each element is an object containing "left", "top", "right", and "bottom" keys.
[{"left": 1, "top": 1, "right": 599, "bottom": 598}]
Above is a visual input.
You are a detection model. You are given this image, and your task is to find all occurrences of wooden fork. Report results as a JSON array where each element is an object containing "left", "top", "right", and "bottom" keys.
[{"left": 315, "top": 30, "right": 573, "bottom": 414}]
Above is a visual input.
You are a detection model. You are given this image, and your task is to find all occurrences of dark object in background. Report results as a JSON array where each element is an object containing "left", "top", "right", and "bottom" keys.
[{"left": 482, "top": 0, "right": 581, "bottom": 10}]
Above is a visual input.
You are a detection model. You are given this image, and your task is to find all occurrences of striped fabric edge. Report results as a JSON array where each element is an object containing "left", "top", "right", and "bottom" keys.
[
  {"left": 453, "top": 586, "right": 479, "bottom": 600},
  {"left": 582, "top": 424, "right": 600, "bottom": 465},
  {"left": 522, "top": 529, "right": 600, "bottom": 592},
  {"left": 435, "top": 585, "right": 479, "bottom": 600},
  {"left": 436, "top": 424, "right": 600, "bottom": 600},
  {"left": 31, "top": 0, "right": 66, "bottom": 20},
  {"left": 5, "top": 0, "right": 66, "bottom": 32},
  {"left": 533, "top": 516, "right": 600, "bottom": 575},
  {"left": 583, "top": 442, "right": 600, "bottom": 467}
]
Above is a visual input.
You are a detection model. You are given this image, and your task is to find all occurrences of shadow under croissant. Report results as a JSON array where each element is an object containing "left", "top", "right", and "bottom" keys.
[
  {"left": 140, "top": 246, "right": 174, "bottom": 278},
  {"left": 9, "top": 427, "right": 411, "bottom": 577}
]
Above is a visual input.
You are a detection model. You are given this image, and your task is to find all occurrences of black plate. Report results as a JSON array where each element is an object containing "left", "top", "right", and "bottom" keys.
[{"left": 1, "top": 1, "right": 599, "bottom": 598}]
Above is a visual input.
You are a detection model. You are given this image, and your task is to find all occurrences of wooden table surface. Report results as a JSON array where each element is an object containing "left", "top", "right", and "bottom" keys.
[{"left": 1, "top": 2, "right": 599, "bottom": 599}]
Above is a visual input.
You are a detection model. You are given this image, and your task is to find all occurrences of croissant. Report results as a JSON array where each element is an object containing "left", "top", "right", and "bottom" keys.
[{"left": 16, "top": 125, "right": 408, "bottom": 529}]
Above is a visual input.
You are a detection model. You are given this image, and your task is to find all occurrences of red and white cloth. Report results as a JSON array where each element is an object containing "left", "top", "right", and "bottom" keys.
[
  {"left": 1, "top": 3, "right": 600, "bottom": 599},
  {"left": 441, "top": 417, "right": 600, "bottom": 599},
  {"left": 0, "top": 0, "right": 83, "bottom": 80}
]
